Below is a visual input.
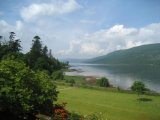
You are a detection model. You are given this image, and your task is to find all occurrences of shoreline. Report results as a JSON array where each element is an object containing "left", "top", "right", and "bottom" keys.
[
  {"left": 64, "top": 67, "right": 160, "bottom": 95},
  {"left": 65, "top": 64, "right": 160, "bottom": 94}
]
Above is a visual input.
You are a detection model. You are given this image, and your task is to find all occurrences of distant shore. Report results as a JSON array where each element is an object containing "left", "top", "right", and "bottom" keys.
[{"left": 64, "top": 67, "right": 160, "bottom": 95}]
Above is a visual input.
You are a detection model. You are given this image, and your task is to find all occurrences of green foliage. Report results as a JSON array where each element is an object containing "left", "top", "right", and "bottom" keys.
[
  {"left": 0, "top": 60, "right": 58, "bottom": 118},
  {"left": 0, "top": 32, "right": 68, "bottom": 119},
  {"left": 52, "top": 70, "right": 64, "bottom": 80},
  {"left": 0, "top": 33, "right": 66, "bottom": 74},
  {"left": 68, "top": 112, "right": 82, "bottom": 120},
  {"left": 131, "top": 81, "right": 146, "bottom": 95},
  {"left": 27, "top": 36, "right": 42, "bottom": 69},
  {"left": 0, "top": 32, "right": 22, "bottom": 60},
  {"left": 65, "top": 79, "right": 75, "bottom": 86},
  {"left": 0, "top": 60, "right": 33, "bottom": 115},
  {"left": 97, "top": 77, "right": 109, "bottom": 87},
  {"left": 27, "top": 36, "right": 64, "bottom": 74},
  {"left": 52, "top": 103, "right": 103, "bottom": 120},
  {"left": 64, "top": 75, "right": 86, "bottom": 86}
]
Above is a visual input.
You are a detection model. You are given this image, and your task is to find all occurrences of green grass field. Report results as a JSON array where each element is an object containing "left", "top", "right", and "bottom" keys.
[
  {"left": 64, "top": 75, "right": 86, "bottom": 85},
  {"left": 57, "top": 85, "right": 160, "bottom": 120}
]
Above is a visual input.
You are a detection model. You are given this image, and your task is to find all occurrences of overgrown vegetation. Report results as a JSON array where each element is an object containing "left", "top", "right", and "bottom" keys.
[
  {"left": 0, "top": 32, "right": 68, "bottom": 119},
  {"left": 0, "top": 60, "right": 58, "bottom": 118}
]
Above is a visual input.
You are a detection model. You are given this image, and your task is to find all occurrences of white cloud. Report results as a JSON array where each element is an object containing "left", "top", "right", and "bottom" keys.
[
  {"left": 0, "top": 20, "right": 13, "bottom": 33},
  {"left": 80, "top": 43, "right": 100, "bottom": 54},
  {"left": 57, "top": 23, "right": 160, "bottom": 58},
  {"left": 0, "top": 20, "right": 35, "bottom": 52},
  {"left": 20, "top": 0, "right": 81, "bottom": 21},
  {"left": 57, "top": 40, "right": 81, "bottom": 56},
  {"left": 1, "top": 19, "right": 160, "bottom": 59}
]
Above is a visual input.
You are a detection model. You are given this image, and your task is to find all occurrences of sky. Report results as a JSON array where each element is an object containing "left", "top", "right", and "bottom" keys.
[{"left": 0, "top": 0, "right": 160, "bottom": 59}]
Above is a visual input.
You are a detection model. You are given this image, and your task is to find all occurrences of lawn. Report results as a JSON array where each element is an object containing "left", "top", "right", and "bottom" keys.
[
  {"left": 64, "top": 75, "right": 86, "bottom": 85},
  {"left": 57, "top": 85, "right": 160, "bottom": 120}
]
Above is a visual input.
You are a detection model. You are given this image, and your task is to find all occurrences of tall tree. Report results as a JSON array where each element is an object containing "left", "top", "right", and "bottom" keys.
[
  {"left": 42, "top": 46, "right": 48, "bottom": 58},
  {"left": 28, "top": 36, "right": 42, "bottom": 68},
  {"left": 49, "top": 49, "right": 53, "bottom": 58},
  {"left": 0, "top": 32, "right": 22, "bottom": 60},
  {"left": 8, "top": 32, "right": 21, "bottom": 52}
]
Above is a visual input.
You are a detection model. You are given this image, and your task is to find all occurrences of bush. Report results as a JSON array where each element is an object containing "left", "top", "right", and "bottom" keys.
[
  {"left": 0, "top": 60, "right": 58, "bottom": 118},
  {"left": 131, "top": 81, "right": 146, "bottom": 95},
  {"left": 52, "top": 103, "right": 103, "bottom": 120},
  {"left": 68, "top": 112, "right": 82, "bottom": 120},
  {"left": 51, "top": 70, "right": 64, "bottom": 80},
  {"left": 97, "top": 77, "right": 110, "bottom": 87},
  {"left": 65, "top": 79, "right": 75, "bottom": 86}
]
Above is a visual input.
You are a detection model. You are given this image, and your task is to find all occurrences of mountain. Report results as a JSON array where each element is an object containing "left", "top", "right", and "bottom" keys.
[{"left": 86, "top": 43, "right": 160, "bottom": 65}]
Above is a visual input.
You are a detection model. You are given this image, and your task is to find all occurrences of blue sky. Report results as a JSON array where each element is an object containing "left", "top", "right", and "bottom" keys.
[{"left": 0, "top": 0, "right": 160, "bottom": 58}]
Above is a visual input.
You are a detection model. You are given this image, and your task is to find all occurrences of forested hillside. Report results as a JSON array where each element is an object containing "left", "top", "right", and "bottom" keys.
[{"left": 87, "top": 43, "right": 160, "bottom": 65}]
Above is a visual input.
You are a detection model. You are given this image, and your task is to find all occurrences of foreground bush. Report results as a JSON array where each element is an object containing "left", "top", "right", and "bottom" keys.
[
  {"left": 52, "top": 103, "right": 104, "bottom": 120},
  {"left": 0, "top": 60, "right": 58, "bottom": 119}
]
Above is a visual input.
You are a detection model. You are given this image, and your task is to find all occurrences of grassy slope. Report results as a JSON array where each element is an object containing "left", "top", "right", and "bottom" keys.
[{"left": 58, "top": 85, "right": 160, "bottom": 120}]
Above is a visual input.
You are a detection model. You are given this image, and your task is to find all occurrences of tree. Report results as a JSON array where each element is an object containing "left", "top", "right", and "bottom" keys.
[
  {"left": 0, "top": 36, "right": 3, "bottom": 44},
  {"left": 66, "top": 79, "right": 75, "bottom": 86},
  {"left": 51, "top": 70, "right": 64, "bottom": 80},
  {"left": 97, "top": 77, "right": 110, "bottom": 87},
  {"left": 42, "top": 46, "right": 48, "bottom": 58},
  {"left": 0, "top": 32, "right": 22, "bottom": 60},
  {"left": 9, "top": 32, "right": 16, "bottom": 41},
  {"left": 0, "top": 60, "right": 58, "bottom": 118},
  {"left": 28, "top": 36, "right": 42, "bottom": 68},
  {"left": 131, "top": 81, "right": 146, "bottom": 96}
]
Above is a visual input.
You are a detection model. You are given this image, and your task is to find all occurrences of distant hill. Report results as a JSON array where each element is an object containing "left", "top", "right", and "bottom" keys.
[
  {"left": 86, "top": 43, "right": 160, "bottom": 65},
  {"left": 60, "top": 58, "right": 86, "bottom": 63}
]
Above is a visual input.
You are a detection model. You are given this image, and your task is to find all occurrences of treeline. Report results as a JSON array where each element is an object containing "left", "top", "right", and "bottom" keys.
[
  {"left": 0, "top": 32, "right": 68, "bottom": 120},
  {"left": 0, "top": 32, "right": 68, "bottom": 74}
]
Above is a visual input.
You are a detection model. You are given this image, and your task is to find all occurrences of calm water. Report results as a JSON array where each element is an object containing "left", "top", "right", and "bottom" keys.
[{"left": 65, "top": 63, "right": 160, "bottom": 92}]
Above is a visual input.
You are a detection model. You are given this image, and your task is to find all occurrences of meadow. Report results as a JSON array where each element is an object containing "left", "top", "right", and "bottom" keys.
[{"left": 57, "top": 85, "right": 160, "bottom": 120}]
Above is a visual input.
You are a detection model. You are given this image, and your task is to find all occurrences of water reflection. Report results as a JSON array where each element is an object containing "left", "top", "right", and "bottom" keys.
[{"left": 65, "top": 63, "right": 160, "bottom": 92}]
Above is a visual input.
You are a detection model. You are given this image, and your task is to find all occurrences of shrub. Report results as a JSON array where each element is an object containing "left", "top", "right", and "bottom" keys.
[
  {"left": 52, "top": 103, "right": 68, "bottom": 120},
  {"left": 131, "top": 81, "right": 146, "bottom": 96},
  {"left": 52, "top": 102, "right": 104, "bottom": 120},
  {"left": 97, "top": 77, "right": 110, "bottom": 87},
  {"left": 0, "top": 60, "right": 58, "bottom": 118},
  {"left": 65, "top": 79, "right": 75, "bottom": 86},
  {"left": 51, "top": 70, "right": 64, "bottom": 80}
]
